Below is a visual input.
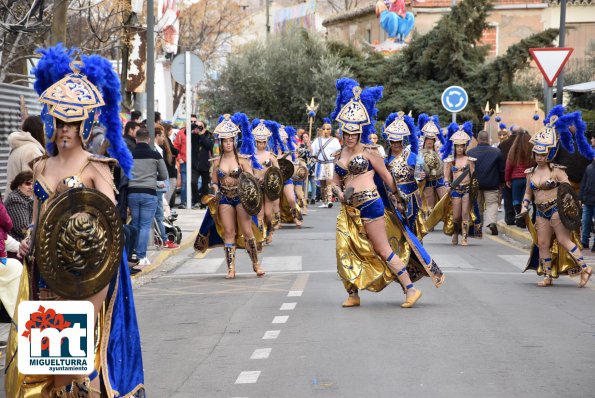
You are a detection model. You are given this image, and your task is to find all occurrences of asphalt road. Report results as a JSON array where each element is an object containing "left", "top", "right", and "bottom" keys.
[{"left": 134, "top": 205, "right": 595, "bottom": 398}]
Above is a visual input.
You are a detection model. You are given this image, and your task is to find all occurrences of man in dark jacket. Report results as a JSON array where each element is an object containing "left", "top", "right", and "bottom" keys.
[
  {"left": 123, "top": 121, "right": 140, "bottom": 152},
  {"left": 498, "top": 127, "right": 519, "bottom": 225},
  {"left": 580, "top": 159, "right": 595, "bottom": 251},
  {"left": 191, "top": 120, "right": 214, "bottom": 208},
  {"left": 468, "top": 130, "right": 505, "bottom": 235}
]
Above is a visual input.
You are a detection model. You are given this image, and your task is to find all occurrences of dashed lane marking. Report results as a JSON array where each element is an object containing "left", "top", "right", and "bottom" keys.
[
  {"left": 280, "top": 302, "right": 296, "bottom": 311},
  {"left": 172, "top": 258, "right": 223, "bottom": 275},
  {"left": 288, "top": 290, "right": 303, "bottom": 297},
  {"left": 263, "top": 330, "right": 280, "bottom": 339},
  {"left": 250, "top": 348, "right": 272, "bottom": 360},
  {"left": 235, "top": 371, "right": 261, "bottom": 384},
  {"left": 272, "top": 316, "right": 289, "bottom": 324}
]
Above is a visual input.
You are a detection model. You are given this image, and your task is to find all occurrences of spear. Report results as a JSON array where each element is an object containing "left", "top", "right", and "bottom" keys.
[{"left": 305, "top": 97, "right": 319, "bottom": 138}]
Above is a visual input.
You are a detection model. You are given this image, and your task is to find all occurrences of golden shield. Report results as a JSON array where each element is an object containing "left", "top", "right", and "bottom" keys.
[
  {"left": 239, "top": 172, "right": 263, "bottom": 216},
  {"left": 557, "top": 182, "right": 581, "bottom": 230},
  {"left": 35, "top": 187, "right": 122, "bottom": 299},
  {"left": 278, "top": 158, "right": 295, "bottom": 182},
  {"left": 292, "top": 161, "right": 309, "bottom": 182},
  {"left": 263, "top": 167, "right": 283, "bottom": 201}
]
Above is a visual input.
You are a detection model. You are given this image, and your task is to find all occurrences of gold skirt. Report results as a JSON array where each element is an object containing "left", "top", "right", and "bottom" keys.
[{"left": 336, "top": 204, "right": 444, "bottom": 293}]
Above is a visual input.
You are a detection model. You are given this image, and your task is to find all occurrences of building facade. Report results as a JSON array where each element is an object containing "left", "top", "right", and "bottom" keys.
[{"left": 322, "top": 0, "right": 595, "bottom": 62}]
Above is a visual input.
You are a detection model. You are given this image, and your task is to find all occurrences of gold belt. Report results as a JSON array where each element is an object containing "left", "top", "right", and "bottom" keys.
[
  {"left": 348, "top": 189, "right": 380, "bottom": 208},
  {"left": 536, "top": 198, "right": 557, "bottom": 212},
  {"left": 220, "top": 185, "right": 239, "bottom": 198}
]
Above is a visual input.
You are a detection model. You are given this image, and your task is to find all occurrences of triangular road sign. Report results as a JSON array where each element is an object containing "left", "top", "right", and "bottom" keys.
[{"left": 529, "top": 48, "right": 574, "bottom": 87}]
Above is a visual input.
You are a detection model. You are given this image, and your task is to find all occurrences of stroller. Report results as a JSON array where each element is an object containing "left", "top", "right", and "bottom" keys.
[{"left": 153, "top": 211, "right": 183, "bottom": 248}]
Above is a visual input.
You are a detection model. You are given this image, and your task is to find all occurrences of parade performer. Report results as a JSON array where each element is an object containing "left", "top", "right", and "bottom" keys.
[
  {"left": 331, "top": 77, "right": 444, "bottom": 309},
  {"left": 252, "top": 119, "right": 282, "bottom": 244},
  {"left": 437, "top": 122, "right": 483, "bottom": 246},
  {"left": 295, "top": 130, "right": 312, "bottom": 214},
  {"left": 520, "top": 105, "right": 594, "bottom": 287},
  {"left": 380, "top": 111, "right": 427, "bottom": 238},
  {"left": 274, "top": 125, "right": 303, "bottom": 227},
  {"left": 194, "top": 113, "right": 265, "bottom": 279},
  {"left": 417, "top": 114, "right": 448, "bottom": 221},
  {"left": 5, "top": 44, "right": 144, "bottom": 397},
  {"left": 311, "top": 118, "right": 341, "bottom": 208}
]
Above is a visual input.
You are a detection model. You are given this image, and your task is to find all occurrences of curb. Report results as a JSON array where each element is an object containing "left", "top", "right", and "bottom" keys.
[
  {"left": 132, "top": 230, "right": 199, "bottom": 279},
  {"left": 497, "top": 221, "right": 532, "bottom": 246}
]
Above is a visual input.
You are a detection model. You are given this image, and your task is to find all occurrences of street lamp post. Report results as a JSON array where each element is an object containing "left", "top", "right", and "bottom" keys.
[
  {"left": 556, "top": 0, "right": 567, "bottom": 105},
  {"left": 147, "top": 0, "right": 155, "bottom": 145}
]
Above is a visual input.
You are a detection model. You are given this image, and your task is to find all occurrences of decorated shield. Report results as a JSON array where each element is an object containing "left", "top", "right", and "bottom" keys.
[
  {"left": 292, "top": 161, "right": 309, "bottom": 182},
  {"left": 263, "top": 167, "right": 283, "bottom": 201},
  {"left": 557, "top": 183, "right": 582, "bottom": 230},
  {"left": 35, "top": 188, "right": 122, "bottom": 299},
  {"left": 239, "top": 172, "right": 263, "bottom": 216},
  {"left": 278, "top": 158, "right": 295, "bottom": 182}
]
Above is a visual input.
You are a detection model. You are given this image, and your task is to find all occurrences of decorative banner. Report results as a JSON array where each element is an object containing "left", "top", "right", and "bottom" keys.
[
  {"left": 157, "top": 0, "right": 180, "bottom": 55},
  {"left": 274, "top": 0, "right": 316, "bottom": 32},
  {"left": 126, "top": 30, "right": 147, "bottom": 93}
]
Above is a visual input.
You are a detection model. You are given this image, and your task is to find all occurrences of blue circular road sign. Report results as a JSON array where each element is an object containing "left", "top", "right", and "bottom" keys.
[{"left": 441, "top": 86, "right": 468, "bottom": 113}]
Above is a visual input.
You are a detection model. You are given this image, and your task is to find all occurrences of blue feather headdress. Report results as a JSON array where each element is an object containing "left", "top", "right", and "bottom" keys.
[
  {"left": 383, "top": 112, "right": 417, "bottom": 166},
  {"left": 268, "top": 121, "right": 285, "bottom": 156},
  {"left": 417, "top": 113, "right": 445, "bottom": 146},
  {"left": 330, "top": 77, "right": 383, "bottom": 144},
  {"left": 235, "top": 113, "right": 261, "bottom": 170},
  {"left": 285, "top": 125, "right": 297, "bottom": 162},
  {"left": 322, "top": 117, "right": 332, "bottom": 126},
  {"left": 33, "top": 44, "right": 133, "bottom": 176},
  {"left": 440, "top": 122, "right": 472, "bottom": 160},
  {"left": 530, "top": 105, "right": 593, "bottom": 162}
]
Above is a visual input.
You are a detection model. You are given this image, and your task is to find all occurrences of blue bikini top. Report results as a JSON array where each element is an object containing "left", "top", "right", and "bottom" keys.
[{"left": 335, "top": 154, "right": 373, "bottom": 178}]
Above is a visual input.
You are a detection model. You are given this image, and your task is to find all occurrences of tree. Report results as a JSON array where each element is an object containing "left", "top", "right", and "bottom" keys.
[
  {"left": 201, "top": 29, "right": 348, "bottom": 125},
  {"left": 325, "top": 0, "right": 361, "bottom": 13},
  {"left": 171, "top": 0, "right": 248, "bottom": 111}
]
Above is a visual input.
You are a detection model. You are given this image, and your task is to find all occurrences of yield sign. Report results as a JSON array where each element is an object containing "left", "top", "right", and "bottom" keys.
[{"left": 529, "top": 47, "right": 573, "bottom": 87}]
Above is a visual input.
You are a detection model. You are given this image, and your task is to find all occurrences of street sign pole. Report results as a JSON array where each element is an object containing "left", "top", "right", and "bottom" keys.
[
  {"left": 544, "top": 82, "right": 554, "bottom": 114},
  {"left": 452, "top": 113, "right": 456, "bottom": 123},
  {"left": 529, "top": 47, "right": 573, "bottom": 114},
  {"left": 185, "top": 51, "right": 192, "bottom": 210}
]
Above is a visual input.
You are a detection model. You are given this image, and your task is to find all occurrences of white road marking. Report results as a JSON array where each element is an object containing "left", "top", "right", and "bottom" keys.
[
  {"left": 288, "top": 290, "right": 303, "bottom": 297},
  {"left": 272, "top": 315, "right": 289, "bottom": 324},
  {"left": 172, "top": 258, "right": 223, "bottom": 275},
  {"left": 431, "top": 254, "right": 474, "bottom": 269},
  {"left": 498, "top": 255, "right": 528, "bottom": 271},
  {"left": 261, "top": 256, "right": 302, "bottom": 271},
  {"left": 235, "top": 371, "right": 261, "bottom": 384},
  {"left": 280, "top": 302, "right": 297, "bottom": 311},
  {"left": 250, "top": 348, "right": 272, "bottom": 359},
  {"left": 263, "top": 330, "right": 280, "bottom": 339}
]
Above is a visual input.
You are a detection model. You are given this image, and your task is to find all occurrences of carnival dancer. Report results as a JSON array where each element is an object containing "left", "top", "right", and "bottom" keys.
[
  {"left": 417, "top": 114, "right": 448, "bottom": 221},
  {"left": 310, "top": 118, "right": 341, "bottom": 208},
  {"left": 520, "top": 105, "right": 594, "bottom": 287},
  {"left": 331, "top": 77, "right": 444, "bottom": 309},
  {"left": 379, "top": 111, "right": 427, "bottom": 238},
  {"left": 295, "top": 130, "right": 312, "bottom": 214},
  {"left": 194, "top": 114, "right": 265, "bottom": 279},
  {"left": 439, "top": 122, "right": 483, "bottom": 246},
  {"left": 6, "top": 44, "right": 144, "bottom": 397},
  {"left": 273, "top": 125, "right": 303, "bottom": 227},
  {"left": 252, "top": 119, "right": 282, "bottom": 244}
]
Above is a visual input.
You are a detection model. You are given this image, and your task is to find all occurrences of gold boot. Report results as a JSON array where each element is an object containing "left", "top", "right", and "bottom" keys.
[
  {"left": 291, "top": 207, "right": 303, "bottom": 228},
  {"left": 451, "top": 223, "right": 459, "bottom": 245},
  {"left": 537, "top": 258, "right": 553, "bottom": 287},
  {"left": 461, "top": 221, "right": 469, "bottom": 246},
  {"left": 224, "top": 244, "right": 236, "bottom": 279},
  {"left": 246, "top": 238, "right": 265, "bottom": 277},
  {"left": 342, "top": 294, "right": 360, "bottom": 307},
  {"left": 47, "top": 377, "right": 99, "bottom": 398}
]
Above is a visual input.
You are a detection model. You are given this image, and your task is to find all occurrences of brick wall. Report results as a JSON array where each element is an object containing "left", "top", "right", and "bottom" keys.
[{"left": 480, "top": 26, "right": 498, "bottom": 57}]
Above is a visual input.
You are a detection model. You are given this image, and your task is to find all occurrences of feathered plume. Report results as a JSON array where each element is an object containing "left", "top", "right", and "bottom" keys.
[
  {"left": 417, "top": 113, "right": 430, "bottom": 132},
  {"left": 267, "top": 121, "right": 284, "bottom": 155},
  {"left": 33, "top": 44, "right": 75, "bottom": 95},
  {"left": 330, "top": 78, "right": 359, "bottom": 121},
  {"left": 81, "top": 53, "right": 132, "bottom": 176},
  {"left": 440, "top": 122, "right": 459, "bottom": 160},
  {"left": 322, "top": 117, "right": 332, "bottom": 125},
  {"left": 462, "top": 121, "right": 474, "bottom": 140},
  {"left": 571, "top": 112, "right": 595, "bottom": 159},
  {"left": 234, "top": 113, "right": 261, "bottom": 170},
  {"left": 360, "top": 85, "right": 383, "bottom": 144},
  {"left": 404, "top": 114, "right": 418, "bottom": 167},
  {"left": 547, "top": 106, "right": 574, "bottom": 154},
  {"left": 499, "top": 123, "right": 506, "bottom": 130},
  {"left": 285, "top": 125, "right": 297, "bottom": 162}
]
